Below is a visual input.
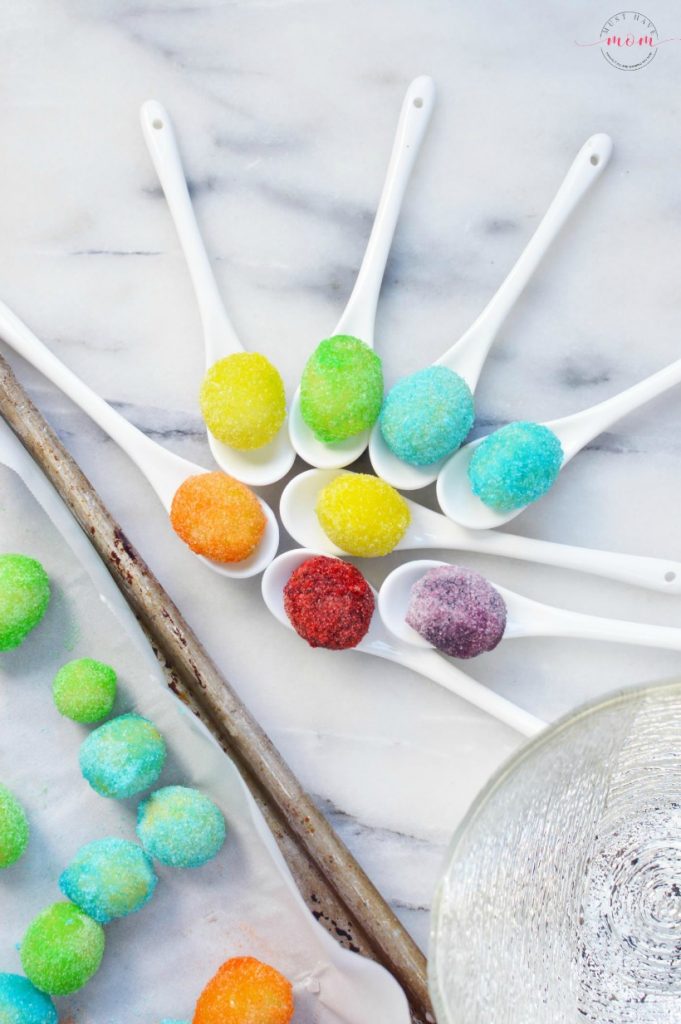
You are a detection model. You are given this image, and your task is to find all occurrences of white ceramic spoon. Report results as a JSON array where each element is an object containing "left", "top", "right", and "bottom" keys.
[
  {"left": 438, "top": 354, "right": 681, "bottom": 529},
  {"left": 262, "top": 547, "right": 543, "bottom": 737},
  {"left": 288, "top": 76, "right": 436, "bottom": 469},
  {"left": 141, "top": 100, "right": 296, "bottom": 487},
  {"left": 369, "top": 133, "right": 613, "bottom": 489},
  {"left": 280, "top": 469, "right": 681, "bottom": 594},
  {"left": 0, "top": 298, "right": 279, "bottom": 578},
  {"left": 380, "top": 558, "right": 681, "bottom": 654}
]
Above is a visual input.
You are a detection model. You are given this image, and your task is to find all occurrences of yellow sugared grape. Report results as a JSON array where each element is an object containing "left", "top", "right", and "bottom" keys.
[
  {"left": 316, "top": 473, "right": 410, "bottom": 557},
  {"left": 200, "top": 353, "right": 286, "bottom": 450}
]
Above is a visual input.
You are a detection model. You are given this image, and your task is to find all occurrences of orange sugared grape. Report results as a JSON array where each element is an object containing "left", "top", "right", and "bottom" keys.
[
  {"left": 193, "top": 957, "right": 294, "bottom": 1024},
  {"left": 170, "top": 473, "right": 266, "bottom": 563}
]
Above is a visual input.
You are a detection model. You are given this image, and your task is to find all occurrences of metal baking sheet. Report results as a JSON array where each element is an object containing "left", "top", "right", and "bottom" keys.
[{"left": 0, "top": 419, "right": 410, "bottom": 1023}]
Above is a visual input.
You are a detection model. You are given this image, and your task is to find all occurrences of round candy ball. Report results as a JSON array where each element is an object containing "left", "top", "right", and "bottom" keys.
[
  {"left": 52, "top": 658, "right": 117, "bottom": 724},
  {"left": 200, "top": 353, "right": 286, "bottom": 451},
  {"left": 406, "top": 565, "right": 507, "bottom": 659},
  {"left": 20, "top": 902, "right": 105, "bottom": 996},
  {"left": 193, "top": 957, "right": 294, "bottom": 1024},
  {"left": 300, "top": 335, "right": 383, "bottom": 443},
  {"left": 137, "top": 786, "right": 226, "bottom": 868},
  {"left": 284, "top": 556, "right": 375, "bottom": 650},
  {"left": 379, "top": 366, "right": 475, "bottom": 466},
  {"left": 170, "top": 472, "right": 266, "bottom": 564},
  {"left": 79, "top": 714, "right": 166, "bottom": 799},
  {"left": 0, "top": 973, "right": 57, "bottom": 1024},
  {"left": 59, "top": 838, "right": 158, "bottom": 924},
  {"left": 468, "top": 421, "right": 564, "bottom": 511},
  {"left": 0, "top": 783, "right": 29, "bottom": 868},
  {"left": 0, "top": 554, "right": 50, "bottom": 652},
  {"left": 316, "top": 473, "right": 410, "bottom": 558}
]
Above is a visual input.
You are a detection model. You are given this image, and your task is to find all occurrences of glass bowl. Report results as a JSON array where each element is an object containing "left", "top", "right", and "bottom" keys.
[{"left": 429, "top": 681, "right": 681, "bottom": 1023}]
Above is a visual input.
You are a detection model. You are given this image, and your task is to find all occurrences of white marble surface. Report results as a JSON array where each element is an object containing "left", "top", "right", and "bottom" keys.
[{"left": 2, "top": 0, "right": 681, "bottom": 957}]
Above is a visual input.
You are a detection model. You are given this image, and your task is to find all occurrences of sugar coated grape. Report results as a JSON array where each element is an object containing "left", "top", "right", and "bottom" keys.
[
  {"left": 79, "top": 714, "right": 166, "bottom": 799},
  {"left": 0, "top": 784, "right": 29, "bottom": 868},
  {"left": 52, "top": 658, "right": 117, "bottom": 723},
  {"left": 300, "top": 335, "right": 383, "bottom": 442},
  {"left": 316, "top": 473, "right": 410, "bottom": 557},
  {"left": 0, "top": 973, "right": 57, "bottom": 1024},
  {"left": 284, "top": 556, "right": 374, "bottom": 649},
  {"left": 20, "top": 903, "right": 105, "bottom": 996},
  {"left": 193, "top": 957, "right": 294, "bottom": 1024},
  {"left": 379, "top": 366, "right": 474, "bottom": 465},
  {"left": 170, "top": 473, "right": 266, "bottom": 564},
  {"left": 0, "top": 554, "right": 50, "bottom": 652},
  {"left": 200, "top": 353, "right": 286, "bottom": 450},
  {"left": 406, "top": 565, "right": 507, "bottom": 658},
  {"left": 59, "top": 838, "right": 157, "bottom": 923},
  {"left": 468, "top": 421, "right": 563, "bottom": 511},
  {"left": 137, "top": 786, "right": 226, "bottom": 868}
]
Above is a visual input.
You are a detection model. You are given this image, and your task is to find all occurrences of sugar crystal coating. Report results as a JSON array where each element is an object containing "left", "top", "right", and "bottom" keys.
[
  {"left": 0, "top": 784, "right": 29, "bottom": 868},
  {"left": 170, "top": 473, "right": 266, "bottom": 564},
  {"left": 200, "top": 353, "right": 286, "bottom": 451},
  {"left": 0, "top": 555, "right": 50, "bottom": 652},
  {"left": 379, "top": 366, "right": 475, "bottom": 465},
  {"left": 406, "top": 565, "right": 507, "bottom": 658},
  {"left": 59, "top": 838, "right": 158, "bottom": 924},
  {"left": 284, "top": 556, "right": 374, "bottom": 649},
  {"left": 20, "top": 902, "right": 105, "bottom": 996},
  {"left": 0, "top": 973, "right": 57, "bottom": 1024},
  {"left": 468, "top": 421, "right": 563, "bottom": 511},
  {"left": 52, "top": 658, "right": 117, "bottom": 723},
  {"left": 300, "top": 335, "right": 383, "bottom": 442},
  {"left": 79, "top": 714, "right": 166, "bottom": 799},
  {"left": 137, "top": 786, "right": 226, "bottom": 868},
  {"left": 193, "top": 957, "right": 294, "bottom": 1024},
  {"left": 316, "top": 474, "right": 410, "bottom": 557}
]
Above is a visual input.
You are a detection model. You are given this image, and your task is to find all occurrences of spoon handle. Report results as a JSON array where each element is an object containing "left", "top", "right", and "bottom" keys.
[
  {"left": 140, "top": 101, "right": 242, "bottom": 365},
  {"left": 550, "top": 356, "right": 681, "bottom": 460},
  {"left": 458, "top": 525, "right": 681, "bottom": 595},
  {"left": 506, "top": 593, "right": 681, "bottom": 650},
  {"left": 439, "top": 133, "right": 612, "bottom": 388},
  {"left": 376, "top": 642, "right": 544, "bottom": 737},
  {"left": 0, "top": 298, "right": 192, "bottom": 508},
  {"left": 333, "top": 76, "right": 435, "bottom": 344}
]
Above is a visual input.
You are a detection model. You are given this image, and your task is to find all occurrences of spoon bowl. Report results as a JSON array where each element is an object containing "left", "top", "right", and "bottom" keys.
[
  {"left": 206, "top": 426, "right": 296, "bottom": 489},
  {"left": 437, "top": 354, "right": 681, "bottom": 529},
  {"left": 261, "top": 547, "right": 544, "bottom": 737},
  {"left": 141, "top": 100, "right": 296, "bottom": 486},
  {"left": 0, "top": 297, "right": 279, "bottom": 579},
  {"left": 289, "top": 76, "right": 436, "bottom": 469},
  {"left": 287, "top": 396, "right": 372, "bottom": 470},
  {"left": 369, "top": 133, "right": 613, "bottom": 490},
  {"left": 379, "top": 558, "right": 681, "bottom": 653},
  {"left": 280, "top": 468, "right": 681, "bottom": 594}
]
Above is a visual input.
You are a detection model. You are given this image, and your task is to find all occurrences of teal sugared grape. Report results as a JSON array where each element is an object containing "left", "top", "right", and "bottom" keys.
[
  {"left": 137, "top": 786, "right": 226, "bottom": 868},
  {"left": 59, "top": 838, "right": 157, "bottom": 923},
  {"left": 79, "top": 714, "right": 166, "bottom": 799},
  {"left": 468, "top": 421, "right": 564, "bottom": 511},
  {"left": 379, "top": 366, "right": 474, "bottom": 465}
]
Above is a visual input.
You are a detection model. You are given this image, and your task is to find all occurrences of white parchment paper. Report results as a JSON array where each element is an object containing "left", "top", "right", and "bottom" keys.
[{"left": 0, "top": 421, "right": 410, "bottom": 1024}]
